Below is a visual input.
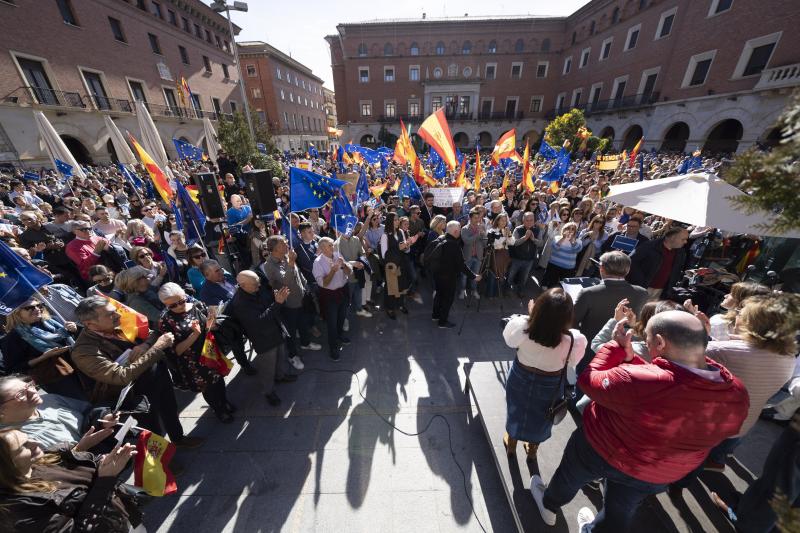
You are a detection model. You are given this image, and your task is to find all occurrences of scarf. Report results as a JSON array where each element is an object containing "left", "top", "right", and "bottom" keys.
[{"left": 15, "top": 319, "right": 75, "bottom": 353}]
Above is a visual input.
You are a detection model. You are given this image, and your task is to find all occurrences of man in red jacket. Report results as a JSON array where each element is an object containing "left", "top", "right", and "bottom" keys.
[{"left": 531, "top": 310, "right": 749, "bottom": 532}]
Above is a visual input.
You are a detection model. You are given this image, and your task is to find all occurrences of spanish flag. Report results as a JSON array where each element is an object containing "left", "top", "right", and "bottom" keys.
[
  {"left": 550, "top": 181, "right": 560, "bottom": 194},
  {"left": 391, "top": 177, "right": 400, "bottom": 192},
  {"left": 474, "top": 149, "right": 483, "bottom": 191},
  {"left": 370, "top": 182, "right": 388, "bottom": 198},
  {"left": 629, "top": 137, "right": 643, "bottom": 167},
  {"left": 491, "top": 129, "right": 517, "bottom": 165},
  {"left": 500, "top": 173, "right": 510, "bottom": 197},
  {"left": 522, "top": 142, "right": 535, "bottom": 192},
  {"left": 417, "top": 108, "right": 458, "bottom": 170},
  {"left": 134, "top": 430, "right": 177, "bottom": 497},
  {"left": 199, "top": 331, "right": 233, "bottom": 376},
  {"left": 128, "top": 134, "right": 175, "bottom": 203},
  {"left": 101, "top": 295, "right": 149, "bottom": 343},
  {"left": 184, "top": 184, "right": 201, "bottom": 204},
  {"left": 413, "top": 158, "right": 436, "bottom": 187},
  {"left": 454, "top": 158, "right": 467, "bottom": 189}
]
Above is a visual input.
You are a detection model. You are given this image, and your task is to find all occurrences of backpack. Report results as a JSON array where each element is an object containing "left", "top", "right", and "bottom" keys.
[{"left": 423, "top": 235, "right": 446, "bottom": 272}]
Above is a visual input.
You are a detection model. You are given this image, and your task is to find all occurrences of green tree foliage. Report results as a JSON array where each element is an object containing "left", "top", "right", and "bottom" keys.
[
  {"left": 544, "top": 108, "right": 609, "bottom": 153},
  {"left": 378, "top": 124, "right": 398, "bottom": 148},
  {"left": 216, "top": 111, "right": 283, "bottom": 178},
  {"left": 772, "top": 492, "right": 800, "bottom": 533},
  {"left": 725, "top": 93, "right": 800, "bottom": 233}
]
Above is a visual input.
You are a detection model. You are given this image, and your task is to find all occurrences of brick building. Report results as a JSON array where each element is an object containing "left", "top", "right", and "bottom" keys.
[
  {"left": 326, "top": 0, "right": 800, "bottom": 153},
  {"left": 322, "top": 86, "right": 339, "bottom": 146},
  {"left": 238, "top": 41, "right": 329, "bottom": 153},
  {"left": 0, "top": 0, "right": 240, "bottom": 167}
]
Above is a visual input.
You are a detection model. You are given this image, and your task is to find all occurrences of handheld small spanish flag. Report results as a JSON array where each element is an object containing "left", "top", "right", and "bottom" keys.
[
  {"left": 522, "top": 141, "right": 535, "bottom": 192},
  {"left": 134, "top": 430, "right": 177, "bottom": 496},
  {"left": 370, "top": 182, "right": 388, "bottom": 198},
  {"left": 491, "top": 129, "right": 517, "bottom": 166},
  {"left": 629, "top": 137, "right": 643, "bottom": 167},
  {"left": 454, "top": 158, "right": 467, "bottom": 189},
  {"left": 474, "top": 149, "right": 483, "bottom": 191},
  {"left": 550, "top": 181, "right": 560, "bottom": 194},
  {"left": 100, "top": 295, "right": 149, "bottom": 343},
  {"left": 199, "top": 331, "right": 233, "bottom": 376}
]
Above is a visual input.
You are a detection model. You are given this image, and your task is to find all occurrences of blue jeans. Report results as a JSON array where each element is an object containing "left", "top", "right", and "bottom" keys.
[
  {"left": 543, "top": 428, "right": 667, "bottom": 532},
  {"left": 460, "top": 256, "right": 481, "bottom": 292},
  {"left": 347, "top": 282, "right": 362, "bottom": 314},
  {"left": 281, "top": 306, "right": 312, "bottom": 357},
  {"left": 403, "top": 254, "right": 417, "bottom": 291},
  {"left": 507, "top": 258, "right": 535, "bottom": 293}
]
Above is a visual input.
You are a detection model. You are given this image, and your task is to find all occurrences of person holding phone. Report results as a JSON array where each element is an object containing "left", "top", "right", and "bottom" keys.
[{"left": 541, "top": 222, "right": 583, "bottom": 289}]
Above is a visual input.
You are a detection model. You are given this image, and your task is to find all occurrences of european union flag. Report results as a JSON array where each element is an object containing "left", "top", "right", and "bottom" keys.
[
  {"left": 376, "top": 147, "right": 394, "bottom": 157},
  {"left": 172, "top": 138, "right": 204, "bottom": 161},
  {"left": 0, "top": 240, "right": 53, "bottom": 315},
  {"left": 677, "top": 155, "right": 702, "bottom": 174},
  {"left": 175, "top": 180, "right": 206, "bottom": 244},
  {"left": 397, "top": 173, "right": 422, "bottom": 200},
  {"left": 355, "top": 169, "right": 370, "bottom": 206},
  {"left": 257, "top": 143, "right": 268, "bottom": 154},
  {"left": 538, "top": 140, "right": 558, "bottom": 160},
  {"left": 117, "top": 163, "right": 143, "bottom": 190},
  {"left": 309, "top": 145, "right": 320, "bottom": 159},
  {"left": 289, "top": 167, "right": 349, "bottom": 212},
  {"left": 23, "top": 171, "right": 39, "bottom": 181},
  {"left": 55, "top": 159, "right": 73, "bottom": 178},
  {"left": 428, "top": 148, "right": 442, "bottom": 168},
  {"left": 455, "top": 148, "right": 465, "bottom": 166},
  {"left": 540, "top": 148, "right": 571, "bottom": 182},
  {"left": 331, "top": 191, "right": 358, "bottom": 236}
]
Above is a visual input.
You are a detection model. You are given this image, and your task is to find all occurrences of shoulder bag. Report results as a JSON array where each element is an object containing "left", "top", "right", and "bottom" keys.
[{"left": 545, "top": 331, "right": 575, "bottom": 425}]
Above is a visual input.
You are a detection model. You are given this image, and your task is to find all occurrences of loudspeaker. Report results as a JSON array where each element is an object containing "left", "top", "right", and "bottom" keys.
[
  {"left": 192, "top": 172, "right": 226, "bottom": 219},
  {"left": 242, "top": 169, "right": 277, "bottom": 216}
]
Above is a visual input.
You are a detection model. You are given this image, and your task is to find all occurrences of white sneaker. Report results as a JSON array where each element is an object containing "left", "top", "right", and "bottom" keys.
[
  {"left": 577, "top": 507, "right": 595, "bottom": 532},
  {"left": 356, "top": 309, "right": 373, "bottom": 318},
  {"left": 412, "top": 293, "right": 423, "bottom": 304},
  {"left": 472, "top": 290, "right": 481, "bottom": 300},
  {"left": 530, "top": 475, "right": 556, "bottom": 526},
  {"left": 299, "top": 342, "right": 322, "bottom": 351},
  {"left": 288, "top": 355, "right": 305, "bottom": 370},
  {"left": 458, "top": 290, "right": 466, "bottom": 300},
  {"left": 343, "top": 318, "right": 350, "bottom": 332}
]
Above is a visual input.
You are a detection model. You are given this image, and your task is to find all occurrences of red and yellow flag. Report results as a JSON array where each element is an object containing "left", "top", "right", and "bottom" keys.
[
  {"left": 184, "top": 184, "right": 201, "bottom": 204},
  {"left": 454, "top": 158, "right": 467, "bottom": 189},
  {"left": 522, "top": 142, "right": 535, "bottom": 192},
  {"left": 500, "top": 172, "right": 510, "bottom": 198},
  {"left": 474, "top": 149, "right": 483, "bottom": 191},
  {"left": 101, "top": 295, "right": 149, "bottom": 343},
  {"left": 550, "top": 181, "right": 560, "bottom": 194},
  {"left": 134, "top": 430, "right": 177, "bottom": 497},
  {"left": 199, "top": 331, "right": 233, "bottom": 376},
  {"left": 417, "top": 108, "right": 458, "bottom": 170},
  {"left": 629, "top": 137, "right": 643, "bottom": 167},
  {"left": 413, "top": 158, "right": 436, "bottom": 187},
  {"left": 370, "top": 182, "right": 388, "bottom": 198},
  {"left": 128, "top": 134, "right": 174, "bottom": 203},
  {"left": 491, "top": 129, "right": 517, "bottom": 166}
]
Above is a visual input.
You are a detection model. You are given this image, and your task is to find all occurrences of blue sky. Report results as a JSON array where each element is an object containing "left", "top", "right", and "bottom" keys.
[{"left": 208, "top": 0, "right": 591, "bottom": 88}]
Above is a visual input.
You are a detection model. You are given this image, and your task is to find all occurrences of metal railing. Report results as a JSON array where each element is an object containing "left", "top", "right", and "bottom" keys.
[
  {"left": 545, "top": 92, "right": 660, "bottom": 119},
  {"left": 477, "top": 110, "right": 525, "bottom": 120},
  {"left": 89, "top": 95, "right": 134, "bottom": 113},
  {"left": 21, "top": 86, "right": 86, "bottom": 108}
]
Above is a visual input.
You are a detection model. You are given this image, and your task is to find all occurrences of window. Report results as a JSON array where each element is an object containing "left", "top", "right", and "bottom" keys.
[
  {"left": 590, "top": 83, "right": 603, "bottom": 106},
  {"left": 289, "top": 92, "right": 293, "bottom": 102},
  {"left": 136, "top": 0, "right": 146, "bottom": 10},
  {"left": 448, "top": 64, "right": 457, "bottom": 77},
  {"left": 640, "top": 0, "right": 648, "bottom": 9},
  {"left": 556, "top": 93, "right": 566, "bottom": 110},
  {"left": 276, "top": 67, "right": 281, "bottom": 80},
  {"left": 148, "top": 33, "right": 161, "bottom": 55},
  {"left": 563, "top": 56, "right": 572, "bottom": 75},
  {"left": 301, "top": 80, "right": 305, "bottom": 89},
  {"left": 485, "top": 64, "right": 496, "bottom": 80},
  {"left": 536, "top": 61, "right": 548, "bottom": 78},
  {"left": 511, "top": 62, "right": 523, "bottom": 79},
  {"left": 733, "top": 32, "right": 781, "bottom": 78},
  {"left": 384, "top": 102, "right": 396, "bottom": 118},
  {"left": 151, "top": 1, "right": 162, "bottom": 18},
  {"left": 194, "top": 24, "right": 201, "bottom": 38},
  {"left": 17, "top": 57, "right": 56, "bottom": 104},
  {"left": 359, "top": 67, "right": 369, "bottom": 83},
  {"left": 410, "top": 42, "right": 419, "bottom": 56},
  {"left": 82, "top": 71, "right": 110, "bottom": 109},
  {"left": 215, "top": 35, "right": 222, "bottom": 48},
  {"left": 358, "top": 43, "right": 367, "bottom": 57},
  {"left": 409, "top": 66, "right": 420, "bottom": 81},
  {"left": 129, "top": 80, "right": 147, "bottom": 102},
  {"left": 572, "top": 89, "right": 582, "bottom": 107},
  {"left": 458, "top": 96, "right": 470, "bottom": 114},
  {"left": 56, "top": 0, "right": 78, "bottom": 25},
  {"left": 205, "top": 30, "right": 212, "bottom": 43},
  {"left": 360, "top": 101, "right": 372, "bottom": 117},
  {"left": 529, "top": 96, "right": 543, "bottom": 113},
  {"left": 202, "top": 56, "right": 211, "bottom": 73},
  {"left": 383, "top": 66, "right": 395, "bottom": 82},
  {"left": 252, "top": 88, "right": 261, "bottom": 98},
  {"left": 571, "top": 32, "right": 576, "bottom": 45},
  {"left": 590, "top": 20, "right": 596, "bottom": 35},
  {"left": 709, "top": 0, "right": 733, "bottom": 16},
  {"left": 514, "top": 39, "right": 524, "bottom": 53},
  {"left": 283, "top": 111, "right": 289, "bottom": 127},
  {"left": 162, "top": 87, "right": 177, "bottom": 110},
  {"left": 168, "top": 9, "right": 177, "bottom": 25},
  {"left": 640, "top": 70, "right": 658, "bottom": 100},
  {"left": 222, "top": 64, "right": 229, "bottom": 79},
  {"left": 108, "top": 17, "right": 126, "bottom": 42},
  {"left": 626, "top": 25, "right": 641, "bottom": 50},
  {"left": 612, "top": 7, "right": 620, "bottom": 24},
  {"left": 612, "top": 77, "right": 627, "bottom": 101},
  {"left": 190, "top": 93, "right": 201, "bottom": 112},
  {"left": 181, "top": 17, "right": 190, "bottom": 32},
  {"left": 488, "top": 40, "right": 497, "bottom": 54},
  {"left": 230, "top": 101, "right": 236, "bottom": 113},
  {"left": 179, "top": 46, "right": 189, "bottom": 65},
  {"left": 280, "top": 89, "right": 285, "bottom": 100},
  {"left": 462, "top": 41, "right": 472, "bottom": 55},
  {"left": 408, "top": 100, "right": 420, "bottom": 117},
  {"left": 541, "top": 38, "right": 550, "bottom": 52},
  {"left": 304, "top": 97, "right": 308, "bottom": 106},
  {"left": 655, "top": 8, "right": 677, "bottom": 39},
  {"left": 600, "top": 37, "right": 613, "bottom": 60},
  {"left": 435, "top": 41, "right": 445, "bottom": 55},
  {"left": 433, "top": 67, "right": 443, "bottom": 79},
  {"left": 246, "top": 64, "right": 256, "bottom": 77},
  {"left": 384, "top": 42, "right": 393, "bottom": 56},
  {"left": 682, "top": 50, "right": 716, "bottom": 87},
  {"left": 432, "top": 96, "right": 442, "bottom": 112},
  {"left": 580, "top": 48, "right": 590, "bottom": 68}
]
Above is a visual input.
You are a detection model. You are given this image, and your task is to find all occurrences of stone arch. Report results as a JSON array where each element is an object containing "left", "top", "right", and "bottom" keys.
[
  {"left": 660, "top": 122, "right": 690, "bottom": 152},
  {"left": 477, "top": 131, "right": 492, "bottom": 147},
  {"left": 60, "top": 135, "right": 93, "bottom": 165},
  {"left": 360, "top": 133, "right": 377, "bottom": 147},
  {"left": 621, "top": 124, "right": 643, "bottom": 150},
  {"left": 453, "top": 132, "right": 469, "bottom": 148},
  {"left": 600, "top": 126, "right": 615, "bottom": 140},
  {"left": 703, "top": 119, "right": 744, "bottom": 154},
  {"left": 521, "top": 129, "right": 539, "bottom": 144}
]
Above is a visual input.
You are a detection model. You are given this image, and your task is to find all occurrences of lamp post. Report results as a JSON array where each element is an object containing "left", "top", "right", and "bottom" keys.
[{"left": 210, "top": 1, "right": 255, "bottom": 140}]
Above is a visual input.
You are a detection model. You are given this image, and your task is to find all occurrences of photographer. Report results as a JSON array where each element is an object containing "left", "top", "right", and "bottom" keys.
[
  {"left": 507, "top": 212, "right": 539, "bottom": 298},
  {"left": 459, "top": 207, "right": 486, "bottom": 300}
]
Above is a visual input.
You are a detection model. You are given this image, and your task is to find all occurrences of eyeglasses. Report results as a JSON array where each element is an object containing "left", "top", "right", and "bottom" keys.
[
  {"left": 190, "top": 252, "right": 207, "bottom": 260},
  {"left": 21, "top": 303, "right": 44, "bottom": 312},
  {"left": 167, "top": 298, "right": 188, "bottom": 310},
  {"left": 0, "top": 381, "right": 37, "bottom": 405},
  {"left": 75, "top": 227, "right": 91, "bottom": 232},
  {"left": 92, "top": 274, "right": 114, "bottom": 283},
  {"left": 138, "top": 252, "right": 153, "bottom": 259}
]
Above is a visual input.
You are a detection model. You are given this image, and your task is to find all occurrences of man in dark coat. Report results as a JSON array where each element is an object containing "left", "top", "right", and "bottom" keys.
[
  {"left": 628, "top": 226, "right": 689, "bottom": 300},
  {"left": 600, "top": 215, "right": 649, "bottom": 254},
  {"left": 430, "top": 221, "right": 482, "bottom": 329}
]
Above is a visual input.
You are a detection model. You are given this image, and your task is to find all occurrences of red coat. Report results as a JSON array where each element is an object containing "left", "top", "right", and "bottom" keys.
[
  {"left": 579, "top": 342, "right": 749, "bottom": 484},
  {"left": 65, "top": 236, "right": 102, "bottom": 281}
]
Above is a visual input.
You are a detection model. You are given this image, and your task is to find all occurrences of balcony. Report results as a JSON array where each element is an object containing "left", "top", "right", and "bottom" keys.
[
  {"left": 545, "top": 92, "right": 660, "bottom": 119},
  {"left": 754, "top": 63, "right": 800, "bottom": 90},
  {"left": 376, "top": 111, "right": 524, "bottom": 123},
  {"left": 89, "top": 95, "right": 134, "bottom": 113},
  {"left": 476, "top": 110, "right": 525, "bottom": 121},
  {"left": 2, "top": 86, "right": 86, "bottom": 108}
]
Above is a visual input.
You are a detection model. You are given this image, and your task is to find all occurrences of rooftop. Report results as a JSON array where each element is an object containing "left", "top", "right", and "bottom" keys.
[{"left": 237, "top": 41, "right": 325, "bottom": 84}]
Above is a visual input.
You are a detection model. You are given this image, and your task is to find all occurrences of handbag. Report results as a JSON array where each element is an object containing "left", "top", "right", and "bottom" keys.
[
  {"left": 28, "top": 349, "right": 74, "bottom": 385},
  {"left": 545, "top": 331, "right": 575, "bottom": 425}
]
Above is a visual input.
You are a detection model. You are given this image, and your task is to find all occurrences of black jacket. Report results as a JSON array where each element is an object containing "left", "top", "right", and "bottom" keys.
[
  {"left": 434, "top": 234, "right": 477, "bottom": 280},
  {"left": 225, "top": 286, "right": 285, "bottom": 353},
  {"left": 509, "top": 225, "right": 538, "bottom": 261},
  {"left": 572, "top": 279, "right": 648, "bottom": 343},
  {"left": 627, "top": 237, "right": 686, "bottom": 292}
]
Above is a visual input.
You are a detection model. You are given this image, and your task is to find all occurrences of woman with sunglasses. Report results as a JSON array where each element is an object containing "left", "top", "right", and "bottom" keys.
[
  {"left": 0, "top": 299, "right": 84, "bottom": 400},
  {"left": 86, "top": 265, "right": 125, "bottom": 302},
  {"left": 130, "top": 245, "right": 166, "bottom": 289},
  {"left": 157, "top": 283, "right": 234, "bottom": 423},
  {"left": 115, "top": 266, "right": 164, "bottom": 327},
  {"left": 185, "top": 245, "right": 209, "bottom": 293}
]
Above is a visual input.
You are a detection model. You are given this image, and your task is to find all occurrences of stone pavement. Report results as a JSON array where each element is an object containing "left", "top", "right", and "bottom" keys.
[{"left": 140, "top": 284, "right": 782, "bottom": 532}]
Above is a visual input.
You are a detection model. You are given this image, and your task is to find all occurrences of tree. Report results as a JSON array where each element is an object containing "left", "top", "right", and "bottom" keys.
[
  {"left": 216, "top": 111, "right": 283, "bottom": 178},
  {"left": 377, "top": 124, "right": 397, "bottom": 147},
  {"left": 544, "top": 108, "right": 609, "bottom": 153},
  {"left": 724, "top": 93, "right": 800, "bottom": 234}
]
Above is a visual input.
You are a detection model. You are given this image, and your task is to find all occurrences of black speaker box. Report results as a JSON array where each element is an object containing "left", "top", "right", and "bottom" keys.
[
  {"left": 191, "top": 172, "right": 226, "bottom": 219},
  {"left": 242, "top": 169, "right": 277, "bottom": 216}
]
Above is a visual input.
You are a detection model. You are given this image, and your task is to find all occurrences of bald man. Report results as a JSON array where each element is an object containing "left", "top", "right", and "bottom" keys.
[
  {"left": 430, "top": 221, "right": 481, "bottom": 329},
  {"left": 226, "top": 270, "right": 295, "bottom": 406},
  {"left": 532, "top": 310, "right": 749, "bottom": 531}
]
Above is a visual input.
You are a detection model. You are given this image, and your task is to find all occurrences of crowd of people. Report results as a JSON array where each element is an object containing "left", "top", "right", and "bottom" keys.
[{"left": 0, "top": 142, "right": 796, "bottom": 532}]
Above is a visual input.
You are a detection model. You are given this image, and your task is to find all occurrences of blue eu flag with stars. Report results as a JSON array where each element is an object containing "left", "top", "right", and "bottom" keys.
[
  {"left": 0, "top": 240, "right": 53, "bottom": 315},
  {"left": 55, "top": 159, "right": 73, "bottom": 178},
  {"left": 289, "top": 167, "right": 349, "bottom": 212},
  {"left": 397, "top": 174, "right": 422, "bottom": 200}
]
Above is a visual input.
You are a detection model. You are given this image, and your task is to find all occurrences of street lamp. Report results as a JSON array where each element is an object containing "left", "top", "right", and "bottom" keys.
[{"left": 210, "top": 1, "right": 255, "bottom": 140}]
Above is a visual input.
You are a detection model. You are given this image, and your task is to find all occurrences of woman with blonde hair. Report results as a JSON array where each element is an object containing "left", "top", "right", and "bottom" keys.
[
  {"left": 709, "top": 281, "right": 771, "bottom": 340},
  {"left": 115, "top": 266, "right": 164, "bottom": 326},
  {"left": 124, "top": 219, "right": 160, "bottom": 258},
  {"left": 130, "top": 245, "right": 167, "bottom": 288}
]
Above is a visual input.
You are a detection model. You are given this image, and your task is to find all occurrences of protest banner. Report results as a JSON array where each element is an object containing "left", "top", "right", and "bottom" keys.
[
  {"left": 430, "top": 187, "right": 464, "bottom": 208},
  {"left": 296, "top": 159, "right": 312, "bottom": 170},
  {"left": 596, "top": 154, "right": 622, "bottom": 170}
]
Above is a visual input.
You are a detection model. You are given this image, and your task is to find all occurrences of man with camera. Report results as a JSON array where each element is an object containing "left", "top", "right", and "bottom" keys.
[{"left": 430, "top": 221, "right": 482, "bottom": 329}]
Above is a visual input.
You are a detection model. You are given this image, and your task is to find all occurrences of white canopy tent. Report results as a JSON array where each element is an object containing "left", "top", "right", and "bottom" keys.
[
  {"left": 33, "top": 110, "right": 87, "bottom": 179},
  {"left": 604, "top": 172, "right": 800, "bottom": 239},
  {"left": 202, "top": 116, "right": 220, "bottom": 163},
  {"left": 103, "top": 115, "right": 136, "bottom": 166}
]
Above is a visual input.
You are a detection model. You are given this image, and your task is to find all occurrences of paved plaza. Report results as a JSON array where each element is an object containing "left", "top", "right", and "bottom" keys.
[{"left": 141, "top": 285, "right": 782, "bottom": 532}]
